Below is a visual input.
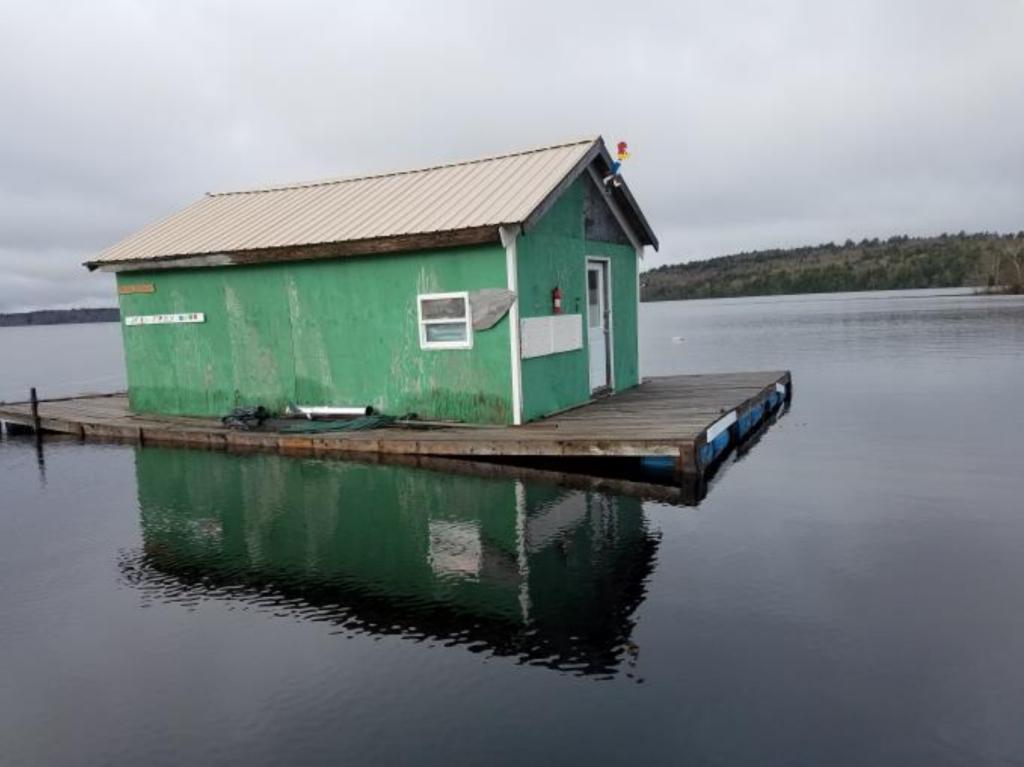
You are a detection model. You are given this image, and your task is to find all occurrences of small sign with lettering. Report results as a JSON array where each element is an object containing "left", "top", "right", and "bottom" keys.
[
  {"left": 125, "top": 313, "right": 205, "bottom": 326},
  {"left": 118, "top": 283, "right": 155, "bottom": 295}
]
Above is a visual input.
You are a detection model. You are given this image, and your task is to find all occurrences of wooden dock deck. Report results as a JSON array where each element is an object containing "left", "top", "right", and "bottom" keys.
[{"left": 0, "top": 371, "right": 791, "bottom": 481}]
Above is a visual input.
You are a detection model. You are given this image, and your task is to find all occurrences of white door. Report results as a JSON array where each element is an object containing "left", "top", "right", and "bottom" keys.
[{"left": 587, "top": 261, "right": 610, "bottom": 392}]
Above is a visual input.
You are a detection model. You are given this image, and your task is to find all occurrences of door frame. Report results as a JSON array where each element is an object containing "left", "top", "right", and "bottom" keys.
[{"left": 585, "top": 256, "right": 614, "bottom": 393}]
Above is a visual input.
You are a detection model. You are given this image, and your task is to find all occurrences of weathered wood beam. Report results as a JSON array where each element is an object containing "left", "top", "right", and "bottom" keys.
[{"left": 86, "top": 226, "right": 502, "bottom": 273}]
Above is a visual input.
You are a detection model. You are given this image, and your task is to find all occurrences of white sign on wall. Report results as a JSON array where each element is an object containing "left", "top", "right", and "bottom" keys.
[
  {"left": 125, "top": 312, "right": 205, "bottom": 326},
  {"left": 520, "top": 314, "right": 583, "bottom": 359}
]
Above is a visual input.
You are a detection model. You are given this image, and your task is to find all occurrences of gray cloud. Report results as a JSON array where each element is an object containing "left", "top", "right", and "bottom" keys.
[{"left": 1, "top": 0, "right": 1021, "bottom": 310}]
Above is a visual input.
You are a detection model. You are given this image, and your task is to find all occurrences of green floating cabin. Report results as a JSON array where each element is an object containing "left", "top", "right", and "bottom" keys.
[{"left": 86, "top": 137, "right": 658, "bottom": 425}]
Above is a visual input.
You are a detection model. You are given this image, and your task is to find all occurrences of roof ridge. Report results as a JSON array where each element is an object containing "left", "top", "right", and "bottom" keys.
[{"left": 208, "top": 136, "right": 601, "bottom": 197}]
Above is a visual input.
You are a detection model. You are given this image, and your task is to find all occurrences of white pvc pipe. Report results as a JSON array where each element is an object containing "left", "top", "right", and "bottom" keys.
[{"left": 289, "top": 404, "right": 373, "bottom": 419}]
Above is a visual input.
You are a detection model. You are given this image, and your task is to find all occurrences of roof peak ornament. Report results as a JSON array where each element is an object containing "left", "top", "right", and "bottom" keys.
[{"left": 603, "top": 140, "right": 630, "bottom": 188}]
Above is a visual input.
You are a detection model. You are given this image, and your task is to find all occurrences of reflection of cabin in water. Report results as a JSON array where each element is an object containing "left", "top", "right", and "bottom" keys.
[
  {"left": 123, "top": 447, "right": 658, "bottom": 676},
  {"left": 87, "top": 137, "right": 658, "bottom": 425}
]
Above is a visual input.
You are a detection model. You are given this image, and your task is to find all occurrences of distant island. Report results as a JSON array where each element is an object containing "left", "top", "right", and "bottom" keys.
[
  {"left": 0, "top": 308, "right": 120, "bottom": 327},
  {"left": 642, "top": 231, "right": 1024, "bottom": 301}
]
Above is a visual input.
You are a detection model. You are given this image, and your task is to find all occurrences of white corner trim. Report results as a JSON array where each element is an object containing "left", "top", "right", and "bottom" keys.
[
  {"left": 498, "top": 225, "right": 518, "bottom": 250},
  {"left": 636, "top": 244, "right": 644, "bottom": 378},
  {"left": 500, "top": 225, "right": 523, "bottom": 425}
]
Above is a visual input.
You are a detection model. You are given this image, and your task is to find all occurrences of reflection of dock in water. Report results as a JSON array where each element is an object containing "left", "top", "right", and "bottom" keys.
[{"left": 119, "top": 448, "right": 659, "bottom": 677}]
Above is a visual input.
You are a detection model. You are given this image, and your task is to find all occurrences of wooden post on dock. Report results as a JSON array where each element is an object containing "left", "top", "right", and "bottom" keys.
[
  {"left": 30, "top": 387, "right": 41, "bottom": 436},
  {"left": 676, "top": 442, "right": 700, "bottom": 481}
]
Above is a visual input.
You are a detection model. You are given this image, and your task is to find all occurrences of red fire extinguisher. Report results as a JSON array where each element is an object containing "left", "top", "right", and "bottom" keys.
[{"left": 552, "top": 286, "right": 562, "bottom": 314}]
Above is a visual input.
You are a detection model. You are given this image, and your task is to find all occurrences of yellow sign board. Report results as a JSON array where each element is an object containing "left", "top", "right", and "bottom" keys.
[{"left": 118, "top": 283, "right": 155, "bottom": 295}]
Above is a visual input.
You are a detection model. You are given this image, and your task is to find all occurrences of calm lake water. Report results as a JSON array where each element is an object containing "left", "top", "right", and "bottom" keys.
[{"left": 2, "top": 289, "right": 1023, "bottom": 766}]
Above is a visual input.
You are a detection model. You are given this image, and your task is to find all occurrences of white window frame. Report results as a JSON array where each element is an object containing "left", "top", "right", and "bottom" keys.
[{"left": 417, "top": 291, "right": 473, "bottom": 350}]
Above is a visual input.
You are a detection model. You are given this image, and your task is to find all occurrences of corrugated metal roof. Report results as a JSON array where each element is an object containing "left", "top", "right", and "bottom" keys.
[{"left": 88, "top": 136, "right": 655, "bottom": 269}]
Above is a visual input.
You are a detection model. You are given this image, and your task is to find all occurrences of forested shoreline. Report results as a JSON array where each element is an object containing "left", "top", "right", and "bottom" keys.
[
  {"left": 0, "top": 308, "right": 120, "bottom": 327},
  {"left": 642, "top": 232, "right": 1024, "bottom": 301}
]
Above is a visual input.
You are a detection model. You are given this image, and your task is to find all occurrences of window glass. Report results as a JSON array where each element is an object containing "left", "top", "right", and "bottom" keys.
[
  {"left": 421, "top": 297, "right": 466, "bottom": 321},
  {"left": 425, "top": 322, "right": 468, "bottom": 343},
  {"left": 588, "top": 270, "right": 601, "bottom": 328}
]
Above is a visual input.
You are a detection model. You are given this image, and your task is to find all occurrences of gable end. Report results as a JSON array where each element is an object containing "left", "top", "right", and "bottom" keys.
[{"left": 583, "top": 172, "right": 633, "bottom": 246}]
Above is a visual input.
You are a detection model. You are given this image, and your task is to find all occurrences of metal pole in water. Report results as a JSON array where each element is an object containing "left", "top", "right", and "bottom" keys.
[{"left": 30, "top": 387, "right": 41, "bottom": 436}]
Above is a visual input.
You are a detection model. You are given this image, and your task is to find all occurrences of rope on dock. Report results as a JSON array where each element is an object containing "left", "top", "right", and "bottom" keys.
[{"left": 277, "top": 414, "right": 401, "bottom": 433}]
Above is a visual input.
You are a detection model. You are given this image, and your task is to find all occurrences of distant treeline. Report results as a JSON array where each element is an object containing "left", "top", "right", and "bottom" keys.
[
  {"left": 0, "top": 308, "right": 120, "bottom": 327},
  {"left": 642, "top": 231, "right": 1024, "bottom": 301}
]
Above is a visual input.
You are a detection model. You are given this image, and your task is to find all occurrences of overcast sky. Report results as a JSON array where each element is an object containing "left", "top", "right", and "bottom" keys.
[{"left": 1, "top": 0, "right": 1022, "bottom": 311}]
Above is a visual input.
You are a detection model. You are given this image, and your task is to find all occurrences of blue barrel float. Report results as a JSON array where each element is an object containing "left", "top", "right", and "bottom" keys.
[{"left": 641, "top": 381, "right": 788, "bottom": 481}]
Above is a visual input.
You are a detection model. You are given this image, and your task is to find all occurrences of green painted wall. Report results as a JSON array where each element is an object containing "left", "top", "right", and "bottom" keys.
[
  {"left": 516, "top": 177, "right": 640, "bottom": 422},
  {"left": 117, "top": 244, "right": 513, "bottom": 422}
]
